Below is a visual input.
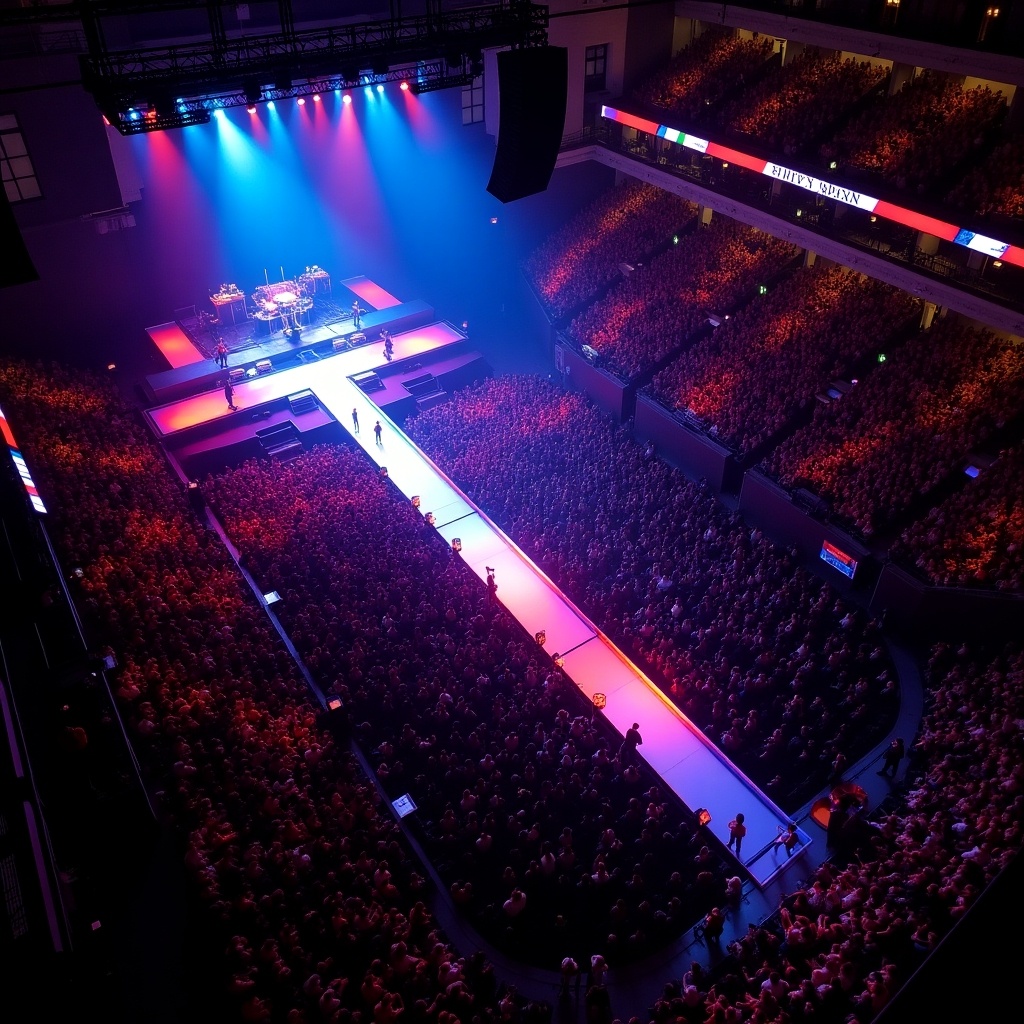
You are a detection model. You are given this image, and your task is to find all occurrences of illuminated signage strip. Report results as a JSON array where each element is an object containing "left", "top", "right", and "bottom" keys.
[
  {"left": 820, "top": 540, "right": 858, "bottom": 579},
  {"left": 0, "top": 405, "right": 47, "bottom": 514},
  {"left": 600, "top": 105, "right": 1024, "bottom": 268}
]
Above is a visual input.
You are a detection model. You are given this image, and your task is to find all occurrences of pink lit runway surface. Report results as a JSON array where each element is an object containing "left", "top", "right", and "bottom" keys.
[
  {"left": 148, "top": 322, "right": 466, "bottom": 436},
  {"left": 342, "top": 275, "right": 403, "bottom": 310},
  {"left": 146, "top": 322, "right": 205, "bottom": 368},
  {"left": 146, "top": 324, "right": 810, "bottom": 886}
]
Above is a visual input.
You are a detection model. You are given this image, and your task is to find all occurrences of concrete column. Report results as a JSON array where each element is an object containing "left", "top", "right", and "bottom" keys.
[
  {"left": 888, "top": 62, "right": 917, "bottom": 96},
  {"left": 781, "top": 40, "right": 805, "bottom": 67}
]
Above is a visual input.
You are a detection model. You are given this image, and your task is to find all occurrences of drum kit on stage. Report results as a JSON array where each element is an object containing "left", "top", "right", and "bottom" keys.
[
  {"left": 250, "top": 276, "right": 319, "bottom": 334},
  {"left": 208, "top": 266, "right": 332, "bottom": 338}
]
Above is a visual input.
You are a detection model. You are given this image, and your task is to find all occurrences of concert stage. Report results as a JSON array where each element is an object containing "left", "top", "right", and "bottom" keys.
[{"left": 143, "top": 299, "right": 439, "bottom": 406}]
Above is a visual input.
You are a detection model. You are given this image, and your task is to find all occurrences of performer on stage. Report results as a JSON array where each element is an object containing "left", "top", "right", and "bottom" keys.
[{"left": 351, "top": 301, "right": 364, "bottom": 328}]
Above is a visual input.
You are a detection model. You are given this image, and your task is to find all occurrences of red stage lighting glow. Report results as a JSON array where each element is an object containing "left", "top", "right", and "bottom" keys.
[
  {"left": 312, "top": 94, "right": 321, "bottom": 102},
  {"left": 400, "top": 81, "right": 410, "bottom": 92},
  {"left": 342, "top": 93, "right": 352, "bottom": 105},
  {"left": 247, "top": 104, "right": 257, "bottom": 114},
  {"left": 297, "top": 96, "right": 306, "bottom": 105}
]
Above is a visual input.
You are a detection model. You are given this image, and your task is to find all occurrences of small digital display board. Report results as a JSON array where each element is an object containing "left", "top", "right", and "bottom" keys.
[
  {"left": 820, "top": 540, "right": 858, "bottom": 580},
  {"left": 392, "top": 794, "right": 417, "bottom": 819}
]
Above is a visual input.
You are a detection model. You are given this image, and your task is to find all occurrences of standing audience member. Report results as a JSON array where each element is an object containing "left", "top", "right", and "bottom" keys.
[{"left": 619, "top": 722, "right": 643, "bottom": 767}]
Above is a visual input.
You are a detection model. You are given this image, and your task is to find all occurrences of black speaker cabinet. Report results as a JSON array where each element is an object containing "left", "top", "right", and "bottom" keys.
[
  {"left": 0, "top": 189, "right": 39, "bottom": 288},
  {"left": 486, "top": 46, "right": 568, "bottom": 204}
]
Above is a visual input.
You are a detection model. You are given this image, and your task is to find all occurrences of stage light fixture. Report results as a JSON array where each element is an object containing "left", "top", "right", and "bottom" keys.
[
  {"left": 400, "top": 81, "right": 410, "bottom": 92},
  {"left": 247, "top": 104, "right": 257, "bottom": 114},
  {"left": 342, "top": 93, "right": 352, "bottom": 105},
  {"left": 376, "top": 83, "right": 385, "bottom": 94},
  {"left": 313, "top": 93, "right": 321, "bottom": 102},
  {"left": 365, "top": 86, "right": 373, "bottom": 97},
  {"left": 297, "top": 96, "right": 306, "bottom": 105},
  {"left": 267, "top": 101, "right": 276, "bottom": 111}
]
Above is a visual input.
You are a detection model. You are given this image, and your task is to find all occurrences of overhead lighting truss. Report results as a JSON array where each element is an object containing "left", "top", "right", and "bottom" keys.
[
  {"left": 112, "top": 60, "right": 477, "bottom": 135},
  {"left": 76, "top": 1, "right": 548, "bottom": 134}
]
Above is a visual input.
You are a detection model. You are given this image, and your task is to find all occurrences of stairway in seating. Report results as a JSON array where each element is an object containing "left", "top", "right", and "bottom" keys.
[
  {"left": 415, "top": 391, "right": 447, "bottom": 411},
  {"left": 288, "top": 389, "right": 318, "bottom": 414},
  {"left": 403, "top": 372, "right": 447, "bottom": 410},
  {"left": 257, "top": 421, "right": 303, "bottom": 462},
  {"left": 352, "top": 370, "right": 385, "bottom": 393}
]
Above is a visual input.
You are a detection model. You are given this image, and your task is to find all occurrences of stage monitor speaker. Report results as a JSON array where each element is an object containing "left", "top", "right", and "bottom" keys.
[
  {"left": 486, "top": 46, "right": 568, "bottom": 204},
  {"left": 0, "top": 189, "right": 39, "bottom": 288}
]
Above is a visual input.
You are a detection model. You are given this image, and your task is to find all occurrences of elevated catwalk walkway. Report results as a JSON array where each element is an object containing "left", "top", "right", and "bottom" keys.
[{"left": 145, "top": 315, "right": 809, "bottom": 890}]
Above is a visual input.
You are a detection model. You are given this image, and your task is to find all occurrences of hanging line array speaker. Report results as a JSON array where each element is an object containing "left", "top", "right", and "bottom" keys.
[
  {"left": 0, "top": 189, "right": 39, "bottom": 288},
  {"left": 486, "top": 46, "right": 568, "bottom": 205}
]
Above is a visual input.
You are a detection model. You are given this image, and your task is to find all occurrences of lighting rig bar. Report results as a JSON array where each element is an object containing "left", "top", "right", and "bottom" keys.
[
  {"left": 114, "top": 60, "right": 476, "bottom": 135},
  {"left": 77, "top": 1, "right": 548, "bottom": 134}
]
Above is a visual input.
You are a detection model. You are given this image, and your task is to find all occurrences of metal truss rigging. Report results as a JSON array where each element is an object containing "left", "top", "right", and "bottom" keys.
[{"left": 66, "top": 1, "right": 549, "bottom": 133}]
